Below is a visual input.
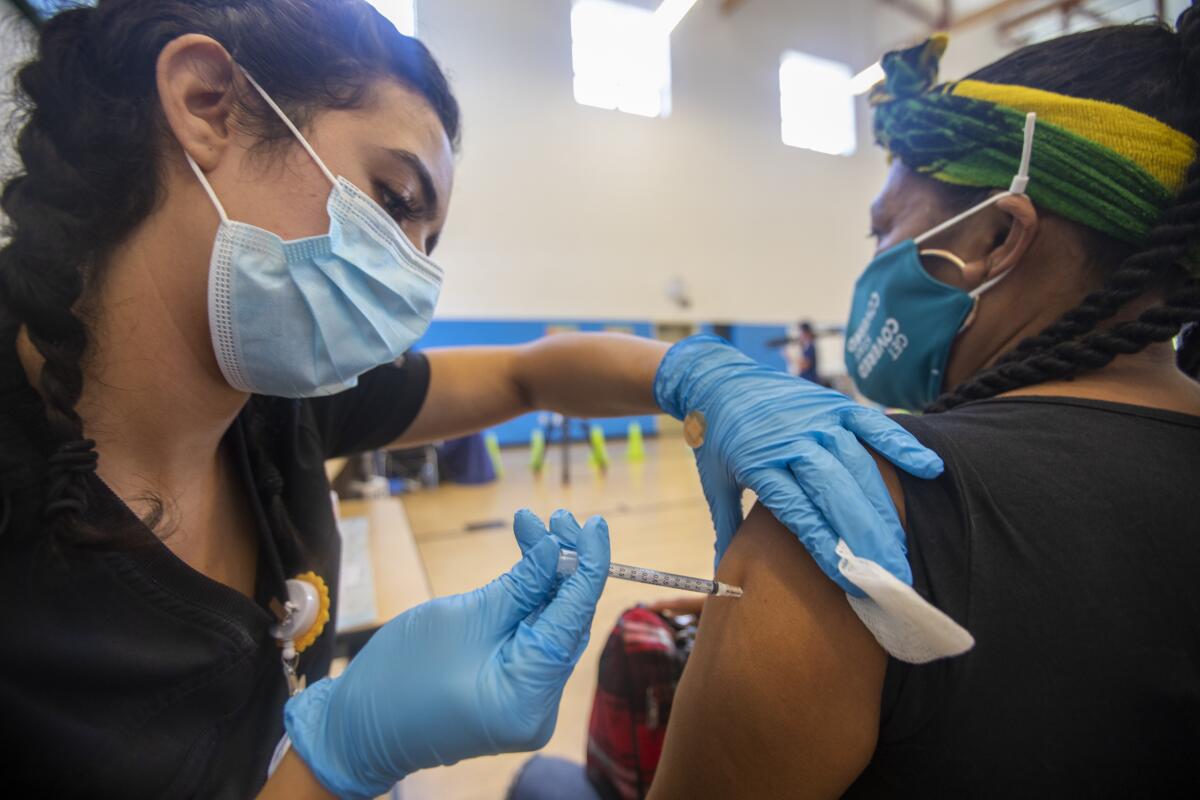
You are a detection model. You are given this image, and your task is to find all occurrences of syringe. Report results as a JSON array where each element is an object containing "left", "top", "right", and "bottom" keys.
[{"left": 556, "top": 550, "right": 743, "bottom": 598}]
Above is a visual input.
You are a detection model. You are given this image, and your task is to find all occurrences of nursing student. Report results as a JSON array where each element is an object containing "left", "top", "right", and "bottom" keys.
[{"left": 0, "top": 0, "right": 941, "bottom": 797}]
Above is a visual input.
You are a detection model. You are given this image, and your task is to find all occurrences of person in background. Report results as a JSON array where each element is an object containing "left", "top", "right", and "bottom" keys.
[
  {"left": 774, "top": 320, "right": 820, "bottom": 381},
  {"left": 796, "top": 321, "right": 820, "bottom": 383}
]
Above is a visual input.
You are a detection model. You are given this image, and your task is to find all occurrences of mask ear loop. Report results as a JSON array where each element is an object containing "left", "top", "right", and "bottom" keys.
[
  {"left": 185, "top": 152, "right": 230, "bottom": 224},
  {"left": 914, "top": 112, "right": 1037, "bottom": 248},
  {"left": 239, "top": 66, "right": 443, "bottom": 277},
  {"left": 239, "top": 68, "right": 338, "bottom": 187},
  {"left": 912, "top": 112, "right": 1037, "bottom": 330},
  {"left": 182, "top": 68, "right": 341, "bottom": 224}
]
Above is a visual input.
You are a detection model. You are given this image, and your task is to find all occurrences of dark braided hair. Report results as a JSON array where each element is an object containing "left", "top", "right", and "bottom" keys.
[
  {"left": 926, "top": 4, "right": 1200, "bottom": 413},
  {"left": 0, "top": 0, "right": 459, "bottom": 542}
]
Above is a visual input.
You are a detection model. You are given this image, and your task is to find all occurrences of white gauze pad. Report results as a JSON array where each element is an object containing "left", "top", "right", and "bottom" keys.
[{"left": 836, "top": 539, "right": 974, "bottom": 664}]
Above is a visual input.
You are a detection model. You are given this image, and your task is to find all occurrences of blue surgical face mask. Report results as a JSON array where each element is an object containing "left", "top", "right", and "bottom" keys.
[
  {"left": 844, "top": 112, "right": 1038, "bottom": 410},
  {"left": 186, "top": 70, "right": 443, "bottom": 398}
]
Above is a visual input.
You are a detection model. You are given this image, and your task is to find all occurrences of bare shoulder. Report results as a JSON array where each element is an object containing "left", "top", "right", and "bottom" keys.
[{"left": 649, "top": 504, "right": 888, "bottom": 799}]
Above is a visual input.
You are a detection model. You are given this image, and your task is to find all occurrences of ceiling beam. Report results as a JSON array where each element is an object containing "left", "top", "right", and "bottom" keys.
[
  {"left": 938, "top": 0, "right": 953, "bottom": 27},
  {"left": 997, "top": 0, "right": 1107, "bottom": 33},
  {"left": 877, "top": 0, "right": 941, "bottom": 26},
  {"left": 945, "top": 0, "right": 1033, "bottom": 30},
  {"left": 875, "top": 0, "right": 1109, "bottom": 34},
  {"left": 1074, "top": 5, "right": 1109, "bottom": 24}
]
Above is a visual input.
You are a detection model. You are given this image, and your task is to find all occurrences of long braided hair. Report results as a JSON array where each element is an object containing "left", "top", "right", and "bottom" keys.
[
  {"left": 0, "top": 0, "right": 459, "bottom": 543},
  {"left": 926, "top": 5, "right": 1200, "bottom": 413}
]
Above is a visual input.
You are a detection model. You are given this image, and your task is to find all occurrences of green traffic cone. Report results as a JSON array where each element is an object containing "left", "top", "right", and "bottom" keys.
[
  {"left": 626, "top": 421, "right": 645, "bottom": 462},
  {"left": 484, "top": 432, "right": 504, "bottom": 479},
  {"left": 588, "top": 423, "right": 610, "bottom": 471},
  {"left": 530, "top": 428, "right": 546, "bottom": 474}
]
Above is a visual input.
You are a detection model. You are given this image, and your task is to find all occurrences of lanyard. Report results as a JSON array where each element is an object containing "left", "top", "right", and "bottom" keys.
[
  {"left": 230, "top": 416, "right": 291, "bottom": 600},
  {"left": 229, "top": 415, "right": 316, "bottom": 696}
]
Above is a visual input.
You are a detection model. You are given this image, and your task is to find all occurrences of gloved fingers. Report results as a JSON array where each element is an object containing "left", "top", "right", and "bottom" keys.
[
  {"left": 696, "top": 462, "right": 744, "bottom": 567},
  {"left": 527, "top": 515, "right": 610, "bottom": 663},
  {"left": 808, "top": 429, "right": 912, "bottom": 589},
  {"left": 512, "top": 508, "right": 551, "bottom": 555},
  {"left": 572, "top": 630, "right": 592, "bottom": 663},
  {"left": 741, "top": 465, "right": 846, "bottom": 586},
  {"left": 492, "top": 534, "right": 562, "bottom": 629},
  {"left": 548, "top": 508, "right": 584, "bottom": 549},
  {"left": 793, "top": 479, "right": 871, "bottom": 597},
  {"left": 710, "top": 467, "right": 776, "bottom": 569},
  {"left": 787, "top": 442, "right": 913, "bottom": 587},
  {"left": 820, "top": 426, "right": 907, "bottom": 544},
  {"left": 840, "top": 406, "right": 944, "bottom": 479}
]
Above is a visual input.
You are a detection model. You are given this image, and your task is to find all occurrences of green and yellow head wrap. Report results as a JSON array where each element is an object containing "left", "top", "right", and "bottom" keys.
[{"left": 870, "top": 34, "right": 1198, "bottom": 247}]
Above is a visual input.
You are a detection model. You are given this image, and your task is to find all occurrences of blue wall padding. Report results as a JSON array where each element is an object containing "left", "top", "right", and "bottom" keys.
[
  {"left": 727, "top": 324, "right": 788, "bottom": 373},
  {"left": 414, "top": 319, "right": 660, "bottom": 446},
  {"left": 699, "top": 324, "right": 789, "bottom": 373}
]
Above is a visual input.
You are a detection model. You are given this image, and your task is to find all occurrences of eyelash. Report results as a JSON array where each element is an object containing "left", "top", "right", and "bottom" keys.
[{"left": 379, "top": 183, "right": 423, "bottom": 223}]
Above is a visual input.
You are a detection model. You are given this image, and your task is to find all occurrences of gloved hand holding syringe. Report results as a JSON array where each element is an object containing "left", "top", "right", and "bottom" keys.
[{"left": 556, "top": 549, "right": 743, "bottom": 598}]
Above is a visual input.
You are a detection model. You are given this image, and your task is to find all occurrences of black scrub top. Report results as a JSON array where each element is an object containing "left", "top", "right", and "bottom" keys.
[
  {"left": 0, "top": 324, "right": 431, "bottom": 799},
  {"left": 846, "top": 398, "right": 1200, "bottom": 797}
]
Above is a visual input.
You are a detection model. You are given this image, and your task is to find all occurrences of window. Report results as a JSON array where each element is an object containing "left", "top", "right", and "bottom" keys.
[
  {"left": 571, "top": 0, "right": 672, "bottom": 118},
  {"left": 369, "top": 0, "right": 417, "bottom": 36},
  {"left": 779, "top": 51, "right": 857, "bottom": 157}
]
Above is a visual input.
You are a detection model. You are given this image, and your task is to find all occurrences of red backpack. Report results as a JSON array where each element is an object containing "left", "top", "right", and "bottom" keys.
[{"left": 585, "top": 606, "right": 698, "bottom": 800}]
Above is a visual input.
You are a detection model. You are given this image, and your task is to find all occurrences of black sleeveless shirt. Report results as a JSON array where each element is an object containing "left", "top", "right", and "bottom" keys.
[
  {"left": 0, "top": 325, "right": 430, "bottom": 798},
  {"left": 846, "top": 397, "right": 1200, "bottom": 798}
]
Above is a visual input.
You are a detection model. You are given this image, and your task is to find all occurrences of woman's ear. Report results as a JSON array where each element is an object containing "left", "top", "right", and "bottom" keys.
[
  {"left": 974, "top": 193, "right": 1039, "bottom": 287},
  {"left": 156, "top": 34, "right": 238, "bottom": 172}
]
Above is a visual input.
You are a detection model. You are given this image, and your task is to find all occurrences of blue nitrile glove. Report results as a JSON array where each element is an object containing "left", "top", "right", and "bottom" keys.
[
  {"left": 284, "top": 509, "right": 610, "bottom": 799},
  {"left": 519, "top": 509, "right": 605, "bottom": 661},
  {"left": 654, "top": 335, "right": 943, "bottom": 596}
]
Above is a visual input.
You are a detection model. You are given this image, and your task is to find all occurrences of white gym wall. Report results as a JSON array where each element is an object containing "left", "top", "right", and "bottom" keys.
[{"left": 420, "top": 0, "right": 888, "bottom": 324}]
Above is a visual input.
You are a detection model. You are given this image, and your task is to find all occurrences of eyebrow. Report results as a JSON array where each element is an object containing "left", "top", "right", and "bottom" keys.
[{"left": 384, "top": 148, "right": 440, "bottom": 220}]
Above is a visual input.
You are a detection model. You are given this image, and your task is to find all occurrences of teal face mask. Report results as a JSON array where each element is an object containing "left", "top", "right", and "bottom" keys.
[
  {"left": 844, "top": 243, "right": 981, "bottom": 410},
  {"left": 844, "top": 112, "right": 1038, "bottom": 410},
  {"left": 186, "top": 70, "right": 443, "bottom": 398}
]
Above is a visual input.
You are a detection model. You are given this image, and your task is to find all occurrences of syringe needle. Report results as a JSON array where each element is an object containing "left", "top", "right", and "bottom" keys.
[{"left": 556, "top": 551, "right": 743, "bottom": 598}]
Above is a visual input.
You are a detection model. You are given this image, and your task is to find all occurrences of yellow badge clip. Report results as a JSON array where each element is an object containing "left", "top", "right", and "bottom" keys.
[
  {"left": 270, "top": 572, "right": 331, "bottom": 696},
  {"left": 270, "top": 571, "right": 331, "bottom": 655}
]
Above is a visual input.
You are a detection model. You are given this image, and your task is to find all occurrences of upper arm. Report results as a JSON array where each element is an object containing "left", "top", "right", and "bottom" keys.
[
  {"left": 257, "top": 751, "right": 336, "bottom": 800},
  {"left": 649, "top": 504, "right": 889, "bottom": 799}
]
